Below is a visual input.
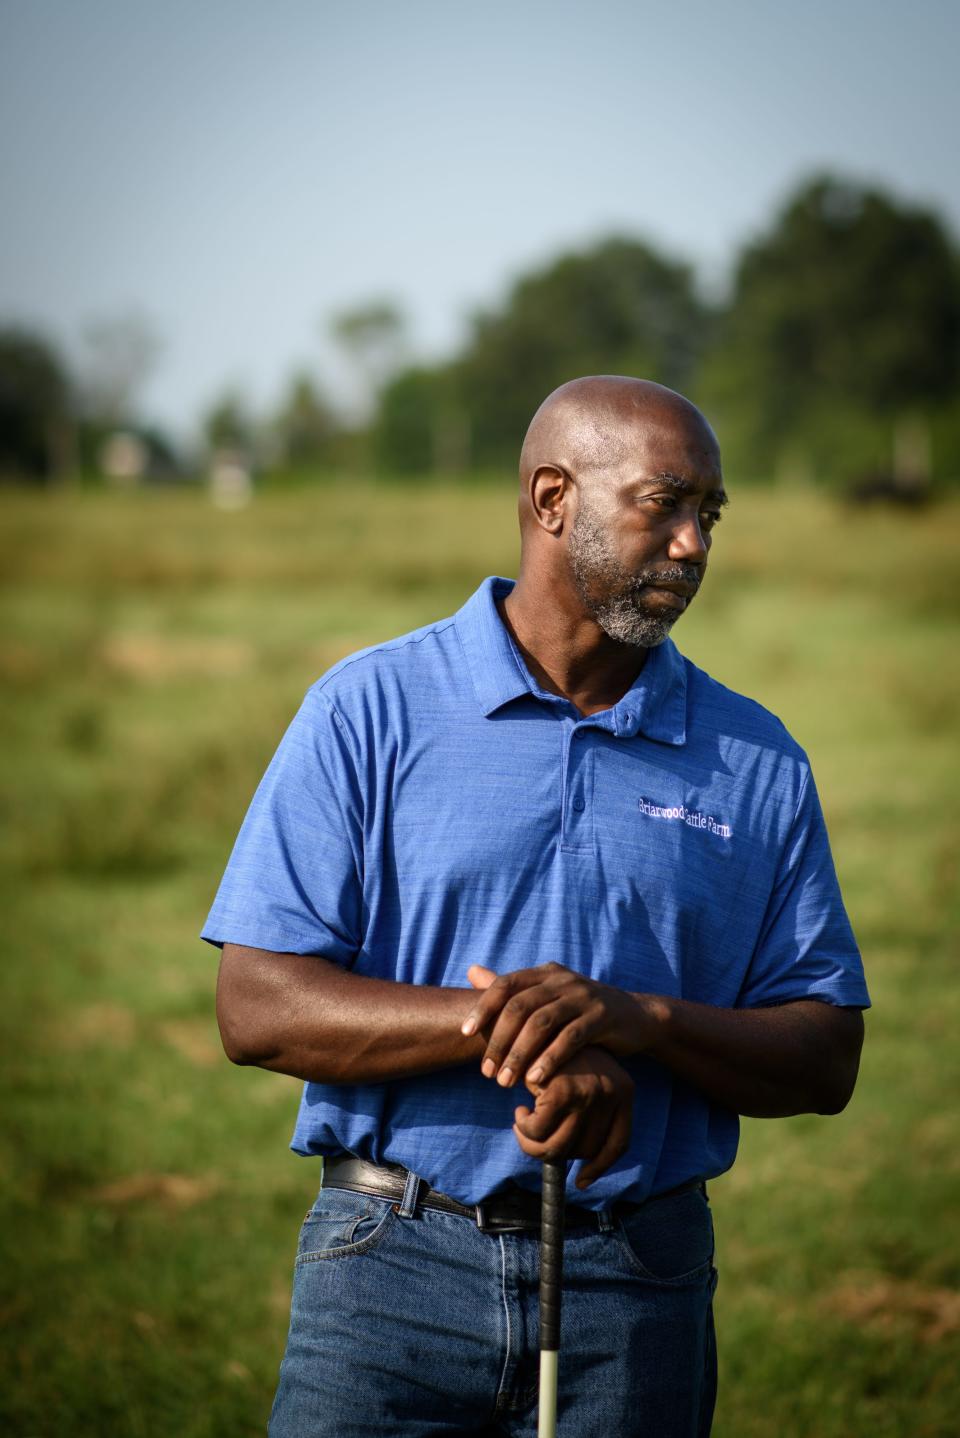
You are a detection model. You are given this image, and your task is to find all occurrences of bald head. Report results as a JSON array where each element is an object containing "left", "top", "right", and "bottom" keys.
[
  {"left": 508, "top": 376, "right": 725, "bottom": 656},
  {"left": 519, "top": 376, "right": 717, "bottom": 495}
]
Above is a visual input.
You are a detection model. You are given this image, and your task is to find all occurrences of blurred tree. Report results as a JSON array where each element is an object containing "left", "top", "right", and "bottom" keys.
[
  {"left": 272, "top": 371, "right": 338, "bottom": 467},
  {"left": 456, "top": 237, "right": 710, "bottom": 468},
  {"left": 699, "top": 175, "right": 960, "bottom": 483},
  {"left": 80, "top": 310, "right": 161, "bottom": 425},
  {"left": 330, "top": 300, "right": 407, "bottom": 418},
  {"left": 0, "top": 328, "right": 74, "bottom": 482},
  {"left": 202, "top": 390, "right": 256, "bottom": 455},
  {"left": 373, "top": 365, "right": 470, "bottom": 476}
]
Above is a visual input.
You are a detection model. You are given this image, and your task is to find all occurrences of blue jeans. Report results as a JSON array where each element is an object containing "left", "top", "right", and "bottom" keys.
[{"left": 269, "top": 1181, "right": 718, "bottom": 1437}]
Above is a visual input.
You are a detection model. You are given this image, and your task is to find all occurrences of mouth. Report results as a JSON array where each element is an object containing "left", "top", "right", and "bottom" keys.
[
  {"left": 642, "top": 588, "right": 688, "bottom": 611},
  {"left": 637, "top": 579, "right": 699, "bottom": 610}
]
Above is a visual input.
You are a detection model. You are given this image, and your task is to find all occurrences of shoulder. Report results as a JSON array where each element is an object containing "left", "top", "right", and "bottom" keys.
[
  {"left": 302, "top": 612, "right": 461, "bottom": 723},
  {"left": 680, "top": 652, "right": 808, "bottom": 767},
  {"left": 673, "top": 654, "right": 824, "bottom": 848}
]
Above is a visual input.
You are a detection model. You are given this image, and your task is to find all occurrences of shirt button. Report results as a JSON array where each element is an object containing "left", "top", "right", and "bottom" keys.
[{"left": 572, "top": 797, "right": 585, "bottom": 812}]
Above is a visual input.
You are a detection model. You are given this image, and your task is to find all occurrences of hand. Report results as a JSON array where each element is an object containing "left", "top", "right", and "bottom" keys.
[
  {"left": 462, "top": 962, "right": 655, "bottom": 1089},
  {"left": 512, "top": 1045, "right": 635, "bottom": 1189}
]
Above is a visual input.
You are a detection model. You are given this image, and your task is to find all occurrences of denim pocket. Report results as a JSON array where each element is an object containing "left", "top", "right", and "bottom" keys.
[
  {"left": 615, "top": 1187, "right": 715, "bottom": 1284},
  {"left": 295, "top": 1190, "right": 397, "bottom": 1264}
]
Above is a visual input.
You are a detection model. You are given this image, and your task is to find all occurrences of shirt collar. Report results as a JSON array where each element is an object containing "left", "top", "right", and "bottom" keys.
[
  {"left": 455, "top": 576, "right": 688, "bottom": 746},
  {"left": 456, "top": 577, "right": 531, "bottom": 715}
]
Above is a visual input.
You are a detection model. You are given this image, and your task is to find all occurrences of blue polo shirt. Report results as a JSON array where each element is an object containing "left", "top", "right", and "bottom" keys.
[{"left": 203, "top": 576, "right": 869, "bottom": 1206}]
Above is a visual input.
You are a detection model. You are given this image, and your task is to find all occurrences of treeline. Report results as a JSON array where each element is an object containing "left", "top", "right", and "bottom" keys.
[
  {"left": 373, "top": 174, "right": 960, "bottom": 488},
  {"left": 3, "top": 174, "right": 959, "bottom": 488}
]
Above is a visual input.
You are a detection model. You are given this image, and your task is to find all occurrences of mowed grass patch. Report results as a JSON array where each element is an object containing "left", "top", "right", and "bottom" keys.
[{"left": 1, "top": 481, "right": 958, "bottom": 1436}]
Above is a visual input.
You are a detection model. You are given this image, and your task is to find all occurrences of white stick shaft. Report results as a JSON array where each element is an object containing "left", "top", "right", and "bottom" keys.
[{"left": 538, "top": 1349, "right": 558, "bottom": 1438}]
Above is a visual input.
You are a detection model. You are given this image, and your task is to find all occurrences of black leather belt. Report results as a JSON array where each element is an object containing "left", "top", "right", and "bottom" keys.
[{"left": 322, "top": 1155, "right": 704, "bottom": 1235}]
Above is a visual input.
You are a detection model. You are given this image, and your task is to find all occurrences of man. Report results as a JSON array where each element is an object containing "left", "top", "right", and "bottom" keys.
[{"left": 205, "top": 376, "right": 869, "bottom": 1437}]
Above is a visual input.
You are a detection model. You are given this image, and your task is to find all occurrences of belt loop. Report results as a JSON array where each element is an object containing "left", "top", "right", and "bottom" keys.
[
  {"left": 597, "top": 1206, "right": 614, "bottom": 1234},
  {"left": 398, "top": 1168, "right": 423, "bottom": 1219}
]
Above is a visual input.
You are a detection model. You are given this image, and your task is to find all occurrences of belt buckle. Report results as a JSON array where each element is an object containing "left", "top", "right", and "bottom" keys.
[
  {"left": 474, "top": 1191, "right": 540, "bottom": 1235},
  {"left": 475, "top": 1201, "right": 530, "bottom": 1235}
]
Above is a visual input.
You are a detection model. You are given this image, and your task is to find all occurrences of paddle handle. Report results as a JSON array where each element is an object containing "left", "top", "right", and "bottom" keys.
[
  {"left": 538, "top": 1157, "right": 566, "bottom": 1438},
  {"left": 539, "top": 1158, "right": 566, "bottom": 1351}
]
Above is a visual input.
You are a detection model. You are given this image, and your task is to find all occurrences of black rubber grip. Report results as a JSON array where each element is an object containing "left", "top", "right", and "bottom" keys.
[{"left": 539, "top": 1158, "right": 566, "bottom": 1352}]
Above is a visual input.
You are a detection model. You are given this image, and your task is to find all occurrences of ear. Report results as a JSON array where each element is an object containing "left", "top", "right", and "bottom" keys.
[{"left": 529, "top": 463, "right": 571, "bottom": 536}]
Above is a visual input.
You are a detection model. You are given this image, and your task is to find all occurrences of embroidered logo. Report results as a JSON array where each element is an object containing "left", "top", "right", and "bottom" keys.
[{"left": 638, "top": 797, "right": 732, "bottom": 840}]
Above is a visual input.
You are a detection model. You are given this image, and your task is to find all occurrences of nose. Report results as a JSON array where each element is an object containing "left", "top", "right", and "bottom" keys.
[{"left": 667, "top": 514, "right": 709, "bottom": 565}]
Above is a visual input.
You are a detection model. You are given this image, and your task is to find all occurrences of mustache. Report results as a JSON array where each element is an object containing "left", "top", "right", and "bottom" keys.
[{"left": 634, "top": 564, "right": 702, "bottom": 589}]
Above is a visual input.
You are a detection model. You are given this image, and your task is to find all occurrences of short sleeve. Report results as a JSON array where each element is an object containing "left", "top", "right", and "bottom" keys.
[
  {"left": 737, "top": 766, "right": 869, "bottom": 1010},
  {"left": 201, "top": 686, "right": 363, "bottom": 963}
]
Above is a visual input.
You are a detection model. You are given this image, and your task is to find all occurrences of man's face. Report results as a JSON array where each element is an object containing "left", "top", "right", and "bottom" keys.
[{"left": 566, "top": 415, "right": 726, "bottom": 648}]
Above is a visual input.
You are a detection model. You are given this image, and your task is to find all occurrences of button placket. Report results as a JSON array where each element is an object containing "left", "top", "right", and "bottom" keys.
[{"left": 562, "top": 727, "right": 593, "bottom": 849}]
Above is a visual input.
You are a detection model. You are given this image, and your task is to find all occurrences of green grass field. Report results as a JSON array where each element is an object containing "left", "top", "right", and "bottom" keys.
[{"left": 1, "top": 479, "right": 958, "bottom": 1436}]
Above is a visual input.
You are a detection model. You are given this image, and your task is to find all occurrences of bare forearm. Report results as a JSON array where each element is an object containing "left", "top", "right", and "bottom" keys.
[
  {"left": 637, "top": 994, "right": 864, "bottom": 1117},
  {"left": 216, "top": 944, "right": 484, "bottom": 1083},
  {"left": 466, "top": 964, "right": 865, "bottom": 1119}
]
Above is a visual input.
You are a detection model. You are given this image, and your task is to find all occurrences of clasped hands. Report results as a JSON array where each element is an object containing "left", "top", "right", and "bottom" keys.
[{"left": 461, "top": 962, "right": 656, "bottom": 1189}]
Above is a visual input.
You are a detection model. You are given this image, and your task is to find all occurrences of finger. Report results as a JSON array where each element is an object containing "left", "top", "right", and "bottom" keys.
[
  {"left": 575, "top": 1101, "right": 632, "bottom": 1189},
  {"left": 512, "top": 1108, "right": 582, "bottom": 1161},
  {"left": 522, "top": 1005, "right": 606, "bottom": 1086},
  {"left": 490, "top": 998, "right": 583, "bottom": 1088},
  {"left": 475, "top": 983, "right": 556, "bottom": 1078},
  {"left": 513, "top": 1088, "right": 599, "bottom": 1151},
  {"left": 531, "top": 1096, "right": 614, "bottom": 1161},
  {"left": 460, "top": 966, "right": 552, "bottom": 1038},
  {"left": 466, "top": 964, "right": 496, "bottom": 991},
  {"left": 513, "top": 1100, "right": 559, "bottom": 1144}
]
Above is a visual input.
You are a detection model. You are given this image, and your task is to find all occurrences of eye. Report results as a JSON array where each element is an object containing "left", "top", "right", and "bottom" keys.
[{"left": 700, "top": 509, "right": 722, "bottom": 531}]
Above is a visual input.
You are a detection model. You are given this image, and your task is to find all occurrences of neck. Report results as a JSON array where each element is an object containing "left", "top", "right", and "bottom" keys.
[{"left": 498, "top": 574, "right": 649, "bottom": 717}]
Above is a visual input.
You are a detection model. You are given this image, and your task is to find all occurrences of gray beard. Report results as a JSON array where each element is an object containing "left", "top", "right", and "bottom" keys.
[
  {"left": 589, "top": 595, "right": 677, "bottom": 649},
  {"left": 568, "top": 505, "right": 693, "bottom": 649}
]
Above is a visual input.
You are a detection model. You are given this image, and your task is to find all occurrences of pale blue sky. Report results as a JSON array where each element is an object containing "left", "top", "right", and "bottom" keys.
[{"left": 1, "top": 0, "right": 957, "bottom": 436}]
